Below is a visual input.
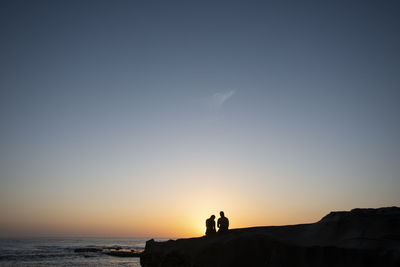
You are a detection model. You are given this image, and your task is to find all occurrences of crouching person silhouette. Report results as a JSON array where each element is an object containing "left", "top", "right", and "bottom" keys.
[
  {"left": 205, "top": 215, "right": 216, "bottom": 236},
  {"left": 217, "top": 211, "right": 229, "bottom": 233}
]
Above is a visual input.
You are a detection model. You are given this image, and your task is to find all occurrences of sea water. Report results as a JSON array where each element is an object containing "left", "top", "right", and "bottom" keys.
[{"left": 0, "top": 237, "right": 158, "bottom": 266}]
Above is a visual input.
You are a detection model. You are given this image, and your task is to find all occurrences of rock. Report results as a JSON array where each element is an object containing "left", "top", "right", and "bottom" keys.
[
  {"left": 140, "top": 207, "right": 400, "bottom": 267},
  {"left": 74, "top": 247, "right": 103, "bottom": 253},
  {"left": 104, "top": 246, "right": 123, "bottom": 250}
]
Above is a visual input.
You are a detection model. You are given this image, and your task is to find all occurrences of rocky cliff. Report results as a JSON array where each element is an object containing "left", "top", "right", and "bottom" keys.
[{"left": 140, "top": 207, "right": 400, "bottom": 267}]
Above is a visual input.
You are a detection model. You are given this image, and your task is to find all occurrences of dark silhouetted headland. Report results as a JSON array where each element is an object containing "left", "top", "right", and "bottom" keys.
[{"left": 140, "top": 207, "right": 400, "bottom": 267}]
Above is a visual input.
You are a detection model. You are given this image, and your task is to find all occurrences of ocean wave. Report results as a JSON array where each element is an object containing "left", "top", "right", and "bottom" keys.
[{"left": 0, "top": 252, "right": 77, "bottom": 261}]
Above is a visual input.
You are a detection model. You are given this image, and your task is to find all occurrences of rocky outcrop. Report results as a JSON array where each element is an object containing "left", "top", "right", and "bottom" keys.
[{"left": 140, "top": 207, "right": 400, "bottom": 267}]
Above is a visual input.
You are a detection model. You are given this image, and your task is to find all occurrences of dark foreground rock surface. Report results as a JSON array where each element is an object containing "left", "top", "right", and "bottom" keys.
[{"left": 140, "top": 207, "right": 400, "bottom": 267}]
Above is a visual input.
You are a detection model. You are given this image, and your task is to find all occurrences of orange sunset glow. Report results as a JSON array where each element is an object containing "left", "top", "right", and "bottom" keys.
[{"left": 1, "top": 0, "right": 399, "bottom": 243}]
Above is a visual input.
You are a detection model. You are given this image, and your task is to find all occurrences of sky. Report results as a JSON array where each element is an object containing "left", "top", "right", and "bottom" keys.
[{"left": 0, "top": 0, "right": 399, "bottom": 238}]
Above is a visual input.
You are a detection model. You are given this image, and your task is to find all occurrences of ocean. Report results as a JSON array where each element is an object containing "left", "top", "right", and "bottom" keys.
[{"left": 0, "top": 237, "right": 158, "bottom": 266}]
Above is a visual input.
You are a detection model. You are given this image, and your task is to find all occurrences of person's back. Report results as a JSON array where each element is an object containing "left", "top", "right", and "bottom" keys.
[
  {"left": 205, "top": 215, "right": 216, "bottom": 236},
  {"left": 217, "top": 211, "right": 229, "bottom": 233}
]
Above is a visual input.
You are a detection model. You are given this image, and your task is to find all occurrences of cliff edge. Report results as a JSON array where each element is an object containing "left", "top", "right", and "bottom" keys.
[{"left": 140, "top": 207, "right": 400, "bottom": 267}]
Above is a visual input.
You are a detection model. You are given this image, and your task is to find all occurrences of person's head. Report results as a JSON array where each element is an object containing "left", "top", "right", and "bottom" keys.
[
  {"left": 211, "top": 215, "right": 215, "bottom": 220},
  {"left": 220, "top": 211, "right": 224, "bottom": 217}
]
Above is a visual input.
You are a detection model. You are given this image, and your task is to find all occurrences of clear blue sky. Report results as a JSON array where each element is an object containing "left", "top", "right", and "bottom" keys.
[{"left": 0, "top": 0, "right": 399, "bottom": 237}]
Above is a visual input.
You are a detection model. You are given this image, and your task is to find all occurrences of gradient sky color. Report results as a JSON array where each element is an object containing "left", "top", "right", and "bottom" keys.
[{"left": 1, "top": 0, "right": 399, "bottom": 238}]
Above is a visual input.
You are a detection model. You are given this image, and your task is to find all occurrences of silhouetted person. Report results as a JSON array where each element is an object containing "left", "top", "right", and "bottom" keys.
[
  {"left": 217, "top": 211, "right": 229, "bottom": 233},
  {"left": 205, "top": 215, "right": 216, "bottom": 236}
]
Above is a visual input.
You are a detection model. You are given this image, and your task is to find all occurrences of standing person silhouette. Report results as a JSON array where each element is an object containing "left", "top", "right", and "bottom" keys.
[
  {"left": 217, "top": 211, "right": 229, "bottom": 233},
  {"left": 205, "top": 215, "right": 216, "bottom": 236}
]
